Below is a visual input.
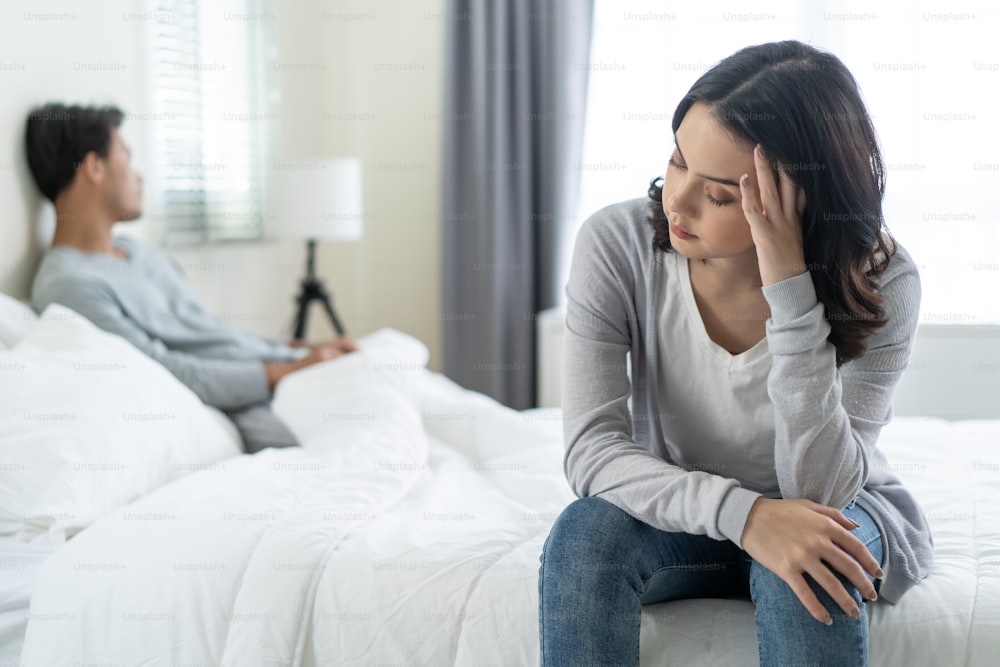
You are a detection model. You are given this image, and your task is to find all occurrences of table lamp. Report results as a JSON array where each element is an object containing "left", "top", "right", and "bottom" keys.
[{"left": 268, "top": 157, "right": 363, "bottom": 340}]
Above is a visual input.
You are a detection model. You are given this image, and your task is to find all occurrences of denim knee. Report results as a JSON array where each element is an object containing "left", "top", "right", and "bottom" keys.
[
  {"left": 539, "top": 497, "right": 645, "bottom": 666},
  {"left": 543, "top": 497, "right": 630, "bottom": 552},
  {"left": 748, "top": 558, "right": 872, "bottom": 665},
  {"left": 748, "top": 557, "right": 868, "bottom": 624},
  {"left": 541, "top": 497, "right": 639, "bottom": 581}
]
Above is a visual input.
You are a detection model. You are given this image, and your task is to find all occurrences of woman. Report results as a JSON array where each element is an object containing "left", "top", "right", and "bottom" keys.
[{"left": 539, "top": 40, "right": 933, "bottom": 666}]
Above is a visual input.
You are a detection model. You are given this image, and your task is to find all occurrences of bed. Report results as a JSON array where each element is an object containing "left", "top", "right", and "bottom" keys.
[{"left": 2, "top": 298, "right": 999, "bottom": 666}]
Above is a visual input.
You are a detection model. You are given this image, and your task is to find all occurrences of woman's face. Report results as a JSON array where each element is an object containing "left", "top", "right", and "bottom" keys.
[{"left": 662, "top": 103, "right": 759, "bottom": 263}]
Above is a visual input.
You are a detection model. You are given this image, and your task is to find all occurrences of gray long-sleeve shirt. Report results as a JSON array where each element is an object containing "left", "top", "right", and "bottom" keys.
[
  {"left": 563, "top": 197, "right": 934, "bottom": 604},
  {"left": 31, "top": 236, "right": 303, "bottom": 410}
]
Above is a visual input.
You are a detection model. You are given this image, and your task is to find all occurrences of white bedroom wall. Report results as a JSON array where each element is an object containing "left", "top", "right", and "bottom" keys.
[
  {"left": 0, "top": 0, "right": 445, "bottom": 370},
  {"left": 314, "top": 0, "right": 445, "bottom": 364},
  {"left": 0, "top": 1, "right": 147, "bottom": 298}
]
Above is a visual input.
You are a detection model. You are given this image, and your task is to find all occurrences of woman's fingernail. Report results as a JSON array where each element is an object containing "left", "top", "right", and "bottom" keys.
[
  {"left": 823, "top": 613, "right": 833, "bottom": 626},
  {"left": 868, "top": 590, "right": 878, "bottom": 602},
  {"left": 755, "top": 144, "right": 763, "bottom": 157},
  {"left": 849, "top": 605, "right": 862, "bottom": 620},
  {"left": 875, "top": 567, "right": 885, "bottom": 580},
  {"left": 741, "top": 174, "right": 751, "bottom": 187},
  {"left": 849, "top": 519, "right": 862, "bottom": 529}
]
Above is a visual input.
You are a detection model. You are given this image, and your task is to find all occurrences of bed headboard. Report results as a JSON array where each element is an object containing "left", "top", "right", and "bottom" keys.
[{"left": 535, "top": 308, "right": 1000, "bottom": 420}]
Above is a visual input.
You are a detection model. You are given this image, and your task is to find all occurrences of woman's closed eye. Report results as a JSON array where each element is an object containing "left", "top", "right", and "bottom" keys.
[
  {"left": 668, "top": 157, "right": 735, "bottom": 207},
  {"left": 706, "top": 192, "right": 732, "bottom": 207}
]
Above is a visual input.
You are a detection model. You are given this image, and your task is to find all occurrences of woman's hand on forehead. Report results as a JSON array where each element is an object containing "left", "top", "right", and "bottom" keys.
[{"left": 740, "top": 145, "right": 808, "bottom": 286}]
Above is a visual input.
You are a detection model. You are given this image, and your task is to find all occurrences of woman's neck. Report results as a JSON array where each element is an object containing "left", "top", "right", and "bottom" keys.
[{"left": 688, "top": 253, "right": 763, "bottom": 298}]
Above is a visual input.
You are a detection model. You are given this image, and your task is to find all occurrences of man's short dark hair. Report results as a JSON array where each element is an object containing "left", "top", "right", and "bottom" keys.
[{"left": 24, "top": 103, "right": 124, "bottom": 203}]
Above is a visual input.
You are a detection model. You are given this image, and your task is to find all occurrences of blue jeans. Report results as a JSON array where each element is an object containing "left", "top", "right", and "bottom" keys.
[{"left": 538, "top": 496, "right": 884, "bottom": 667}]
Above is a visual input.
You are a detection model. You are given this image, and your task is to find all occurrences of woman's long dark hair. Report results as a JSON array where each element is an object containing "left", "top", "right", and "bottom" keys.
[{"left": 649, "top": 40, "right": 895, "bottom": 366}]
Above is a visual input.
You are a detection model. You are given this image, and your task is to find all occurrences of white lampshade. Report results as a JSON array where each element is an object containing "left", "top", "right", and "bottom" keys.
[{"left": 266, "top": 157, "right": 363, "bottom": 241}]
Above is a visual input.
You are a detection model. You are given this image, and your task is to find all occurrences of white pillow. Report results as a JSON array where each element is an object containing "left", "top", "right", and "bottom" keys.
[
  {"left": 0, "top": 305, "right": 241, "bottom": 541},
  {"left": 0, "top": 293, "right": 38, "bottom": 348}
]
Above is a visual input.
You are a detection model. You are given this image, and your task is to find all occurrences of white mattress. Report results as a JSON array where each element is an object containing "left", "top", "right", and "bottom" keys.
[{"left": 14, "top": 355, "right": 1000, "bottom": 665}]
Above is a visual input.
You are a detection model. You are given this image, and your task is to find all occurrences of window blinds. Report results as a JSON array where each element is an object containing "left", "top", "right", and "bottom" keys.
[{"left": 150, "top": 0, "right": 266, "bottom": 244}]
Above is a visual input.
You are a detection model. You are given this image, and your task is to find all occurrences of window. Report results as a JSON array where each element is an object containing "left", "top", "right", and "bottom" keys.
[
  {"left": 148, "top": 0, "right": 269, "bottom": 244},
  {"left": 573, "top": 0, "right": 999, "bottom": 323}
]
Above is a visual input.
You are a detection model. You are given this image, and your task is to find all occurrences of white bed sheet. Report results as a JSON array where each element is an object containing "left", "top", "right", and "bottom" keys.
[
  {"left": 299, "top": 406, "right": 1000, "bottom": 666},
  {"left": 16, "top": 342, "right": 1000, "bottom": 665},
  {"left": 0, "top": 537, "right": 60, "bottom": 666}
]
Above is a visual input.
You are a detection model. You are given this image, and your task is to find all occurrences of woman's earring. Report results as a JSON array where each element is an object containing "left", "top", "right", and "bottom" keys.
[{"left": 648, "top": 176, "right": 664, "bottom": 202}]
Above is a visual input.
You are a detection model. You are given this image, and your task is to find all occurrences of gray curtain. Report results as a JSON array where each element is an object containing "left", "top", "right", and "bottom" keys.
[{"left": 442, "top": 0, "right": 594, "bottom": 409}]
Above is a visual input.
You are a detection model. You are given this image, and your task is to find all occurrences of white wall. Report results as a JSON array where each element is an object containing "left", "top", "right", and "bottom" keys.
[
  {"left": 0, "top": 0, "right": 445, "bottom": 369},
  {"left": 0, "top": 1, "right": 147, "bottom": 297}
]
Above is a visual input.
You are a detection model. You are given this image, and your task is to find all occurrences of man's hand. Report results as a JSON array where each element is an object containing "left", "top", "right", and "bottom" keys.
[
  {"left": 265, "top": 341, "right": 352, "bottom": 389},
  {"left": 323, "top": 335, "right": 358, "bottom": 354},
  {"left": 289, "top": 336, "right": 359, "bottom": 355},
  {"left": 740, "top": 497, "right": 883, "bottom": 625}
]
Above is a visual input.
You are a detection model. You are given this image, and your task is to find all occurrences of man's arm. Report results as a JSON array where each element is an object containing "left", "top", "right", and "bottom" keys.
[
  {"left": 36, "top": 278, "right": 273, "bottom": 410},
  {"left": 289, "top": 337, "right": 359, "bottom": 354}
]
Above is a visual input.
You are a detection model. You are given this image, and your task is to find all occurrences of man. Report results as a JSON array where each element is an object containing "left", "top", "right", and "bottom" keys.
[{"left": 25, "top": 103, "right": 355, "bottom": 453}]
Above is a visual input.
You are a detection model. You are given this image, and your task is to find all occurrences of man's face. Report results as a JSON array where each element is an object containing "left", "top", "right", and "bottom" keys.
[{"left": 99, "top": 128, "right": 143, "bottom": 222}]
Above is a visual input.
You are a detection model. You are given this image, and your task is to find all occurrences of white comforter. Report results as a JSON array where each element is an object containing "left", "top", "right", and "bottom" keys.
[{"left": 19, "top": 331, "right": 1000, "bottom": 666}]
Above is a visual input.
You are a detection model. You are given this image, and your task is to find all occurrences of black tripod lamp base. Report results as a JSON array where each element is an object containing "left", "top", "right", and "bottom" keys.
[{"left": 292, "top": 239, "right": 347, "bottom": 340}]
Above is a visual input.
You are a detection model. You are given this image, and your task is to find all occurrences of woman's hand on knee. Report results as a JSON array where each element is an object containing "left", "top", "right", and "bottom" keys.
[{"left": 740, "top": 497, "right": 882, "bottom": 624}]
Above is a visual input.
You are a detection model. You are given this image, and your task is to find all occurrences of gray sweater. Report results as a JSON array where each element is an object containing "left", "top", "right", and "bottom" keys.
[
  {"left": 31, "top": 237, "right": 303, "bottom": 410},
  {"left": 562, "top": 197, "right": 933, "bottom": 604}
]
